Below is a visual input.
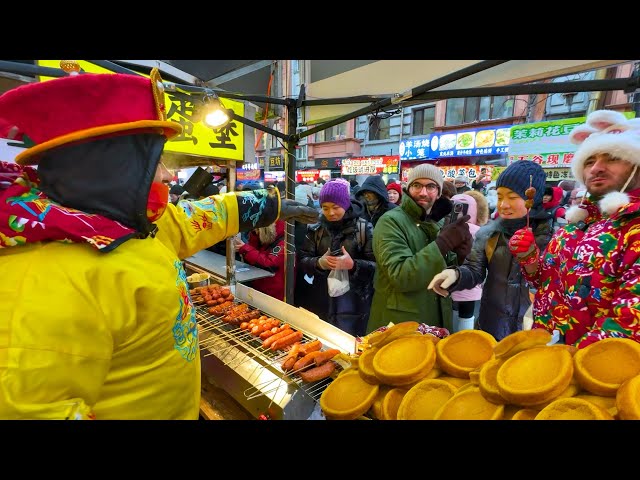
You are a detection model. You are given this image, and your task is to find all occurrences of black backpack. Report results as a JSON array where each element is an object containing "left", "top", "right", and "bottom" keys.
[{"left": 313, "top": 218, "right": 367, "bottom": 252}]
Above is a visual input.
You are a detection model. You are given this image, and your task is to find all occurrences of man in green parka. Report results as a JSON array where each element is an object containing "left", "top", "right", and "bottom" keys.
[{"left": 367, "top": 164, "right": 473, "bottom": 334}]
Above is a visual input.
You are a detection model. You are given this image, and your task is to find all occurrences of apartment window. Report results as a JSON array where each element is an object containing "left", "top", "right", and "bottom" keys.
[
  {"left": 315, "top": 123, "right": 347, "bottom": 142},
  {"left": 446, "top": 96, "right": 515, "bottom": 125},
  {"left": 295, "top": 144, "right": 307, "bottom": 161},
  {"left": 368, "top": 116, "right": 391, "bottom": 141},
  {"left": 412, "top": 106, "right": 435, "bottom": 135}
]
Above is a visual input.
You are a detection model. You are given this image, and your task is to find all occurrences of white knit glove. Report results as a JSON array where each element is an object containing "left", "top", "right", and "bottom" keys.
[{"left": 427, "top": 269, "right": 459, "bottom": 297}]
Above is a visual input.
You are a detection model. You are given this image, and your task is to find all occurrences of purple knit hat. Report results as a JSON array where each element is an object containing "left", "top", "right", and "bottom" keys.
[{"left": 319, "top": 179, "right": 351, "bottom": 210}]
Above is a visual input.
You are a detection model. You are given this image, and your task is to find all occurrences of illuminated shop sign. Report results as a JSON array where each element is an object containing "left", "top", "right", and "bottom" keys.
[
  {"left": 399, "top": 135, "right": 431, "bottom": 160},
  {"left": 341, "top": 156, "right": 399, "bottom": 175},
  {"left": 429, "top": 126, "right": 511, "bottom": 158}
]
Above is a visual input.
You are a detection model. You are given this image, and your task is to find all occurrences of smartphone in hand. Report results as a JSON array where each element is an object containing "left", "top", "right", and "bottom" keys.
[
  {"left": 330, "top": 248, "right": 343, "bottom": 256},
  {"left": 447, "top": 202, "right": 469, "bottom": 225}
]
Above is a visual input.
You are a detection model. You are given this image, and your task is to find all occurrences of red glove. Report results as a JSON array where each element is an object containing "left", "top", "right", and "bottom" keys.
[{"left": 508, "top": 227, "right": 539, "bottom": 266}]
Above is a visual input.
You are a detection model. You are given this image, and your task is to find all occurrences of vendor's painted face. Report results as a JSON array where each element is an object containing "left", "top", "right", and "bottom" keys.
[
  {"left": 496, "top": 186, "right": 527, "bottom": 219},
  {"left": 147, "top": 162, "right": 173, "bottom": 221},
  {"left": 321, "top": 202, "right": 346, "bottom": 221}
]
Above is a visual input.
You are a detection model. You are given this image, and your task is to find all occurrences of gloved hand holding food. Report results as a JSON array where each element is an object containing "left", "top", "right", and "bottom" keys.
[
  {"left": 434, "top": 214, "right": 472, "bottom": 256},
  {"left": 508, "top": 227, "right": 539, "bottom": 265},
  {"left": 427, "top": 269, "right": 459, "bottom": 297},
  {"left": 278, "top": 198, "right": 319, "bottom": 224}
]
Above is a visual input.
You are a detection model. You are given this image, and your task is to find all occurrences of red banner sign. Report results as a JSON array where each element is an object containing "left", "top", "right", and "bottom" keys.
[{"left": 341, "top": 155, "right": 399, "bottom": 175}]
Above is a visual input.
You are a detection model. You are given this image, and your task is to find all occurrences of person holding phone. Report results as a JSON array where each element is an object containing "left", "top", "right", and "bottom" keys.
[
  {"left": 446, "top": 192, "right": 489, "bottom": 332},
  {"left": 428, "top": 160, "right": 553, "bottom": 341},
  {"left": 298, "top": 179, "right": 376, "bottom": 336},
  {"left": 367, "top": 164, "right": 472, "bottom": 335}
]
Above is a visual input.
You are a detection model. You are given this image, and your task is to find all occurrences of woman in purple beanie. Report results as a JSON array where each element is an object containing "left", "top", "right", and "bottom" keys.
[{"left": 298, "top": 179, "right": 376, "bottom": 336}]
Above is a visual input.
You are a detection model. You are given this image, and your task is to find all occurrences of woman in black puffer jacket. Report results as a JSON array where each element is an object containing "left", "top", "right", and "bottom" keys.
[{"left": 298, "top": 179, "right": 375, "bottom": 337}]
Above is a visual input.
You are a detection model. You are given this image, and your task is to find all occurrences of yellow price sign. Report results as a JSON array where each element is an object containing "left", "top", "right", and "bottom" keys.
[{"left": 37, "top": 60, "right": 244, "bottom": 161}]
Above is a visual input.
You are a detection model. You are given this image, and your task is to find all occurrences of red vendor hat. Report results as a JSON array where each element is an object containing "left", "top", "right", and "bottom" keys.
[{"left": 0, "top": 65, "right": 183, "bottom": 166}]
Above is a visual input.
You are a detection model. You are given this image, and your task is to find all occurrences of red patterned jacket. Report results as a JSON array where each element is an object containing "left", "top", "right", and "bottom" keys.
[{"left": 524, "top": 188, "right": 640, "bottom": 349}]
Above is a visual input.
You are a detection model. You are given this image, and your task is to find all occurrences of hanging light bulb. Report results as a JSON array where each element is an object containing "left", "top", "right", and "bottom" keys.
[{"left": 202, "top": 92, "right": 231, "bottom": 129}]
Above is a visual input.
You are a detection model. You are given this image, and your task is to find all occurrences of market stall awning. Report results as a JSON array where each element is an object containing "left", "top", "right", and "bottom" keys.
[{"left": 304, "top": 60, "right": 630, "bottom": 125}]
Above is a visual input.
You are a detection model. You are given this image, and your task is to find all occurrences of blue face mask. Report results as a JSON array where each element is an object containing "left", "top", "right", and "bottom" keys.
[{"left": 313, "top": 200, "right": 320, "bottom": 209}]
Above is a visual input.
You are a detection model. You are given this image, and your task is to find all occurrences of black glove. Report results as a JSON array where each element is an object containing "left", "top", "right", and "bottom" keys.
[
  {"left": 279, "top": 198, "right": 319, "bottom": 224},
  {"left": 435, "top": 214, "right": 472, "bottom": 256},
  {"left": 453, "top": 235, "right": 473, "bottom": 265}
]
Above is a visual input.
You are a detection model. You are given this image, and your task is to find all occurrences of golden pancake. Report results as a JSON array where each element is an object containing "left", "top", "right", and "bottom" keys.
[
  {"left": 436, "top": 330, "right": 497, "bottom": 378},
  {"left": 534, "top": 397, "right": 614, "bottom": 420},
  {"left": 434, "top": 386, "right": 504, "bottom": 420},
  {"left": 397, "top": 379, "right": 457, "bottom": 420},
  {"left": 320, "top": 371, "right": 379, "bottom": 420},
  {"left": 573, "top": 338, "right": 640, "bottom": 396},
  {"left": 496, "top": 345, "right": 574, "bottom": 406}
]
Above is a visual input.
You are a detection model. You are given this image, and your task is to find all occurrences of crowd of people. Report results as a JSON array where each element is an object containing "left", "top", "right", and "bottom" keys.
[{"left": 0, "top": 66, "right": 638, "bottom": 419}]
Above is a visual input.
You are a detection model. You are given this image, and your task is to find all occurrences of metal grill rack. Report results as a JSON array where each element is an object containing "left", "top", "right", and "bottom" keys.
[{"left": 195, "top": 301, "right": 337, "bottom": 417}]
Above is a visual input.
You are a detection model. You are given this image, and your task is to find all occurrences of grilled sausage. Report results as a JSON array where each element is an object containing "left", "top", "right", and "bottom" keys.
[
  {"left": 293, "top": 351, "right": 324, "bottom": 371},
  {"left": 281, "top": 342, "right": 302, "bottom": 372},
  {"left": 312, "top": 348, "right": 340, "bottom": 367},
  {"left": 299, "top": 361, "right": 336, "bottom": 383},
  {"left": 271, "top": 330, "right": 303, "bottom": 351},
  {"left": 262, "top": 328, "right": 294, "bottom": 349},
  {"left": 299, "top": 340, "right": 322, "bottom": 356}
]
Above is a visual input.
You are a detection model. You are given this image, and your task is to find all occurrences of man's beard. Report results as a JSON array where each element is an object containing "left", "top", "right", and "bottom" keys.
[{"left": 257, "top": 223, "right": 277, "bottom": 245}]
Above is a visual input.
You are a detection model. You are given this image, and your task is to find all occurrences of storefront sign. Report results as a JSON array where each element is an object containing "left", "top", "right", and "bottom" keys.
[
  {"left": 399, "top": 135, "right": 431, "bottom": 160},
  {"left": 401, "top": 163, "right": 491, "bottom": 183},
  {"left": 314, "top": 157, "right": 342, "bottom": 169},
  {"left": 264, "top": 170, "right": 285, "bottom": 183},
  {"left": 441, "top": 166, "right": 492, "bottom": 182},
  {"left": 37, "top": 60, "right": 245, "bottom": 162},
  {"left": 268, "top": 155, "right": 283, "bottom": 169},
  {"left": 508, "top": 117, "right": 584, "bottom": 168},
  {"left": 237, "top": 168, "right": 261, "bottom": 181},
  {"left": 491, "top": 165, "right": 574, "bottom": 182},
  {"left": 296, "top": 169, "right": 320, "bottom": 183},
  {"left": 429, "top": 126, "right": 511, "bottom": 158},
  {"left": 341, "top": 156, "right": 399, "bottom": 175}
]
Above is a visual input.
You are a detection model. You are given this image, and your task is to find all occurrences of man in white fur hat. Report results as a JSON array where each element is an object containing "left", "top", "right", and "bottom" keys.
[{"left": 507, "top": 109, "right": 640, "bottom": 349}]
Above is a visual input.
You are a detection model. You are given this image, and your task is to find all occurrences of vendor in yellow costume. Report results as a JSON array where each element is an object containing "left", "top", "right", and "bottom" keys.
[{"left": 0, "top": 65, "right": 317, "bottom": 419}]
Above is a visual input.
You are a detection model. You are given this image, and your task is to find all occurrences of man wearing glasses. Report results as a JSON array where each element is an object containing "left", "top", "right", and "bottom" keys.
[{"left": 366, "top": 164, "right": 473, "bottom": 334}]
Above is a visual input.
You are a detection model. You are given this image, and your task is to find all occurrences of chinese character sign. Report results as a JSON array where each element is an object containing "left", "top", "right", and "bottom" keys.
[
  {"left": 341, "top": 156, "right": 399, "bottom": 175},
  {"left": 37, "top": 60, "right": 245, "bottom": 162},
  {"left": 399, "top": 135, "right": 431, "bottom": 160}
]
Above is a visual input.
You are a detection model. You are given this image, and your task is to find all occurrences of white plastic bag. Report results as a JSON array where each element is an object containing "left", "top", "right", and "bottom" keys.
[{"left": 327, "top": 268, "right": 350, "bottom": 297}]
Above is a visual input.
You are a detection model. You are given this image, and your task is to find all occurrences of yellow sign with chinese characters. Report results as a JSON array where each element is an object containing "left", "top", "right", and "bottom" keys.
[{"left": 36, "top": 60, "right": 244, "bottom": 161}]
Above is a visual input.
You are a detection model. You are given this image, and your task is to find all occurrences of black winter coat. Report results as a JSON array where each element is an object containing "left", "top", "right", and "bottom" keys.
[
  {"left": 451, "top": 209, "right": 553, "bottom": 341},
  {"left": 355, "top": 175, "right": 398, "bottom": 227},
  {"left": 298, "top": 200, "right": 376, "bottom": 336}
]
